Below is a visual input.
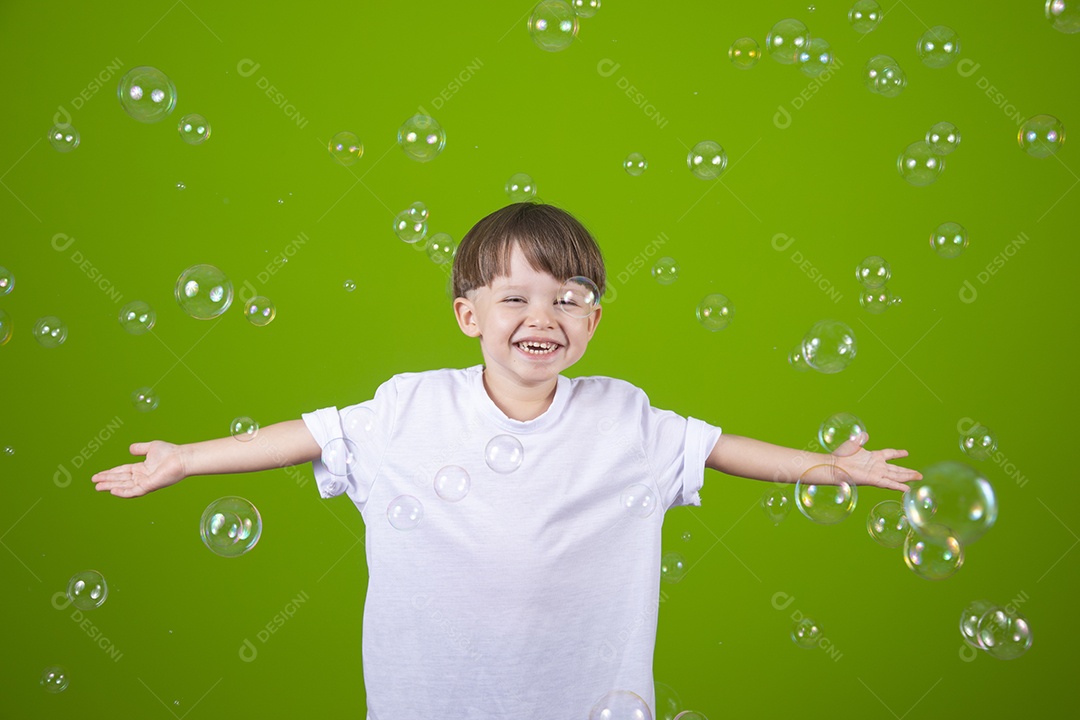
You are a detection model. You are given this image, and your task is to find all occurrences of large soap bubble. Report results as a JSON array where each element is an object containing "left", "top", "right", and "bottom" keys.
[{"left": 902, "top": 461, "right": 997, "bottom": 545}]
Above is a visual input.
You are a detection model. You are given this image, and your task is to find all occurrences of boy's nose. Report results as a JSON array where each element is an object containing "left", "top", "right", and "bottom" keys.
[{"left": 526, "top": 303, "right": 557, "bottom": 327}]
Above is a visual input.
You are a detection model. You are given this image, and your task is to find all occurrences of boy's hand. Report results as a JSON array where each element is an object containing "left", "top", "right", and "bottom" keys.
[
  {"left": 91, "top": 441, "right": 187, "bottom": 498},
  {"left": 826, "top": 432, "right": 922, "bottom": 492}
]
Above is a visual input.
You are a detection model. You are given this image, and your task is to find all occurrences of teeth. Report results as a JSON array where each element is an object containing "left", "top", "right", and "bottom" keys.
[{"left": 518, "top": 341, "right": 557, "bottom": 354}]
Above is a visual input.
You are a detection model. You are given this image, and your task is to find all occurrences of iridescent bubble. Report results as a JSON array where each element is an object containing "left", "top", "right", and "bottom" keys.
[
  {"left": 960, "top": 422, "right": 998, "bottom": 461},
  {"left": 1018, "top": 114, "right": 1066, "bottom": 158},
  {"left": 761, "top": 486, "right": 791, "bottom": 525},
  {"left": 788, "top": 345, "right": 810, "bottom": 371},
  {"left": 328, "top": 131, "right": 363, "bottom": 165},
  {"left": 926, "top": 122, "right": 961, "bottom": 155},
  {"left": 0, "top": 309, "right": 11, "bottom": 346},
  {"left": 652, "top": 257, "right": 679, "bottom": 285},
  {"left": 848, "top": 0, "right": 882, "bottom": 33},
  {"left": 2, "top": 445, "right": 13, "bottom": 456},
  {"left": 865, "top": 55, "right": 906, "bottom": 97},
  {"left": 397, "top": 114, "right": 446, "bottom": 162},
  {"left": 801, "top": 319, "right": 857, "bottom": 374},
  {"left": 408, "top": 201, "right": 429, "bottom": 221},
  {"left": 792, "top": 617, "right": 822, "bottom": 649},
  {"left": 200, "top": 496, "right": 262, "bottom": 557},
  {"left": 40, "top": 666, "right": 69, "bottom": 693},
  {"left": 620, "top": 483, "right": 657, "bottom": 518},
  {"left": 177, "top": 113, "right": 211, "bottom": 145},
  {"left": 570, "top": 0, "right": 601, "bottom": 18},
  {"left": 818, "top": 412, "right": 866, "bottom": 453},
  {"left": 486, "top": 434, "right": 524, "bottom": 473},
  {"left": 660, "top": 552, "right": 687, "bottom": 583},
  {"left": 244, "top": 296, "right": 276, "bottom": 327},
  {"left": 960, "top": 599, "right": 997, "bottom": 649},
  {"left": 528, "top": 0, "right": 579, "bottom": 51},
  {"left": 930, "top": 221, "right": 968, "bottom": 259},
  {"left": 322, "top": 437, "right": 359, "bottom": 477},
  {"left": 904, "top": 528, "right": 963, "bottom": 580},
  {"left": 867, "top": 500, "right": 909, "bottom": 548},
  {"left": 343, "top": 279, "right": 356, "bottom": 292},
  {"left": 342, "top": 405, "right": 377, "bottom": 437},
  {"left": 898, "top": 142, "right": 944, "bottom": 186},
  {"left": 903, "top": 461, "right": 996, "bottom": 545},
  {"left": 623, "top": 152, "right": 648, "bottom": 176},
  {"left": 588, "top": 690, "right": 651, "bottom": 720},
  {"left": 765, "top": 18, "right": 810, "bottom": 65},
  {"left": 118, "top": 300, "right": 156, "bottom": 335},
  {"left": 47, "top": 124, "right": 80, "bottom": 152},
  {"left": 67, "top": 570, "right": 108, "bottom": 610},
  {"left": 387, "top": 495, "right": 424, "bottom": 531},
  {"left": 687, "top": 140, "right": 727, "bottom": 180},
  {"left": 505, "top": 172, "right": 537, "bottom": 202},
  {"left": 230, "top": 416, "right": 258, "bottom": 441},
  {"left": 655, "top": 682, "right": 682, "bottom": 720},
  {"left": 682, "top": 531, "right": 691, "bottom": 542},
  {"left": 978, "top": 608, "right": 1033, "bottom": 660},
  {"left": 175, "top": 264, "right": 233, "bottom": 319},
  {"left": 0, "top": 266, "right": 12, "bottom": 295},
  {"left": 1047, "top": 0, "right": 1080, "bottom": 33},
  {"left": 426, "top": 232, "right": 456, "bottom": 265},
  {"left": 117, "top": 66, "right": 177, "bottom": 123},
  {"left": 696, "top": 293, "right": 734, "bottom": 331},
  {"left": 795, "top": 37, "right": 833, "bottom": 78},
  {"left": 393, "top": 210, "right": 427, "bottom": 244},
  {"left": 728, "top": 37, "right": 761, "bottom": 69},
  {"left": 795, "top": 465, "right": 857, "bottom": 524},
  {"left": 855, "top": 256, "right": 891, "bottom": 289},
  {"left": 917, "top": 25, "right": 961, "bottom": 68},
  {"left": 859, "top": 287, "right": 899, "bottom": 314},
  {"left": 434, "top": 466, "right": 470, "bottom": 502},
  {"left": 131, "top": 387, "right": 159, "bottom": 412},
  {"left": 557, "top": 276, "right": 600, "bottom": 318},
  {"left": 33, "top": 316, "right": 68, "bottom": 348}
]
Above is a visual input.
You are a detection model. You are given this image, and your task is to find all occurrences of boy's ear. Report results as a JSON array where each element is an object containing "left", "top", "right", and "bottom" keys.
[
  {"left": 453, "top": 296, "right": 481, "bottom": 337},
  {"left": 585, "top": 305, "right": 602, "bottom": 338}
]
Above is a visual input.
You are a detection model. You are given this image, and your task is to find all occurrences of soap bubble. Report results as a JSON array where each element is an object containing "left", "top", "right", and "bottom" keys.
[
  {"left": 761, "top": 486, "right": 791, "bottom": 525},
  {"left": 859, "top": 287, "right": 899, "bottom": 314},
  {"left": 393, "top": 211, "right": 427, "bottom": 244},
  {"left": 398, "top": 114, "right": 445, "bottom": 162},
  {"left": 728, "top": 37, "right": 761, "bottom": 69},
  {"left": 343, "top": 279, "right": 356, "bottom": 292},
  {"left": 570, "top": 0, "right": 601, "bottom": 17},
  {"left": 855, "top": 256, "right": 891, "bottom": 289},
  {"left": 865, "top": 55, "right": 906, "bottom": 97},
  {"left": 796, "top": 37, "right": 834, "bottom": 77},
  {"left": 792, "top": 617, "right": 822, "bottom": 648},
  {"left": 848, "top": 0, "right": 882, "bottom": 33},
  {"left": 131, "top": 387, "right": 159, "bottom": 412},
  {"left": 387, "top": 495, "right": 424, "bottom": 531},
  {"left": 930, "top": 222, "right": 968, "bottom": 259},
  {"left": 818, "top": 412, "right": 866, "bottom": 453},
  {"left": 434, "top": 466, "right": 470, "bottom": 502},
  {"left": 1018, "top": 114, "right": 1066, "bottom": 158},
  {"left": 795, "top": 465, "right": 857, "bottom": 524},
  {"left": 557, "top": 276, "right": 600, "bottom": 318},
  {"left": 47, "top": 124, "right": 80, "bottom": 152},
  {"left": 40, "top": 666, "right": 69, "bottom": 693},
  {"left": 673, "top": 713, "right": 708, "bottom": 720},
  {"left": 244, "top": 296, "right": 276, "bottom": 326},
  {"left": 652, "top": 257, "right": 679, "bottom": 285},
  {"left": 0, "top": 266, "right": 12, "bottom": 295},
  {"left": 867, "top": 500, "right": 909, "bottom": 548},
  {"left": 898, "top": 142, "right": 944, "bottom": 186},
  {"left": 0, "top": 309, "right": 10, "bottom": 346},
  {"left": 687, "top": 140, "right": 727, "bottom": 180},
  {"left": 904, "top": 528, "right": 963, "bottom": 580},
  {"left": 926, "top": 122, "right": 961, "bottom": 155},
  {"left": 623, "top": 152, "right": 648, "bottom": 175},
  {"left": 33, "top": 316, "right": 68, "bottom": 347},
  {"left": 200, "top": 496, "right": 262, "bottom": 557},
  {"left": 118, "top": 300, "right": 156, "bottom": 335},
  {"left": 917, "top": 25, "right": 961, "bottom": 68},
  {"left": 978, "top": 608, "right": 1033, "bottom": 660},
  {"left": 342, "top": 406, "right": 377, "bottom": 437},
  {"left": 328, "top": 131, "right": 363, "bottom": 165},
  {"left": 528, "top": 0, "right": 579, "bottom": 52},
  {"left": 960, "top": 599, "right": 997, "bottom": 649},
  {"left": 408, "top": 201, "right": 429, "bottom": 221},
  {"left": 426, "top": 233, "right": 456, "bottom": 265},
  {"left": 960, "top": 422, "right": 998, "bottom": 461},
  {"left": 589, "top": 690, "right": 651, "bottom": 720},
  {"left": 801, "top": 319, "right": 857, "bottom": 374},
  {"left": 1047, "top": 0, "right": 1080, "bottom": 33},
  {"left": 788, "top": 345, "right": 810, "bottom": 371},
  {"left": 117, "top": 66, "right": 177, "bottom": 123},
  {"left": 655, "top": 682, "right": 682, "bottom": 720},
  {"left": 506, "top": 172, "right": 537, "bottom": 202},
  {"left": 175, "top": 264, "right": 233, "bottom": 319},
  {"left": 903, "top": 461, "right": 996, "bottom": 545},
  {"left": 322, "top": 437, "right": 359, "bottom": 477},
  {"left": 67, "top": 570, "right": 108, "bottom": 610},
  {"left": 621, "top": 483, "right": 657, "bottom": 518},
  {"left": 696, "top": 294, "right": 734, "bottom": 331},
  {"left": 765, "top": 18, "right": 810, "bottom": 65},
  {"left": 485, "top": 434, "right": 524, "bottom": 473},
  {"left": 177, "top": 113, "right": 211, "bottom": 144},
  {"left": 230, "top": 416, "right": 258, "bottom": 441},
  {"left": 660, "top": 552, "right": 687, "bottom": 583}
]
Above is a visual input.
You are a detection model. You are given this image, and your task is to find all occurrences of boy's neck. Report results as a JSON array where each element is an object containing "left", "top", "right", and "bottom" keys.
[{"left": 481, "top": 368, "right": 557, "bottom": 422}]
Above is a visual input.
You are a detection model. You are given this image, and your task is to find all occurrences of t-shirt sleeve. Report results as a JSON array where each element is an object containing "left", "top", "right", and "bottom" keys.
[
  {"left": 301, "top": 377, "right": 398, "bottom": 510},
  {"left": 637, "top": 392, "right": 723, "bottom": 510}
]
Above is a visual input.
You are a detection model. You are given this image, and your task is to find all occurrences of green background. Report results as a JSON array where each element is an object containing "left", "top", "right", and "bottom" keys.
[{"left": 2, "top": 0, "right": 1077, "bottom": 717}]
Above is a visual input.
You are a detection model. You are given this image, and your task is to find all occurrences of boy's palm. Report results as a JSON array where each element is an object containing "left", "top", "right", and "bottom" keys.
[
  {"left": 91, "top": 441, "right": 185, "bottom": 497},
  {"left": 830, "top": 432, "right": 922, "bottom": 492}
]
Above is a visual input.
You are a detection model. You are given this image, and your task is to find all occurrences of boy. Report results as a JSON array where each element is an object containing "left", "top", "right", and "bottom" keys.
[{"left": 92, "top": 202, "right": 920, "bottom": 719}]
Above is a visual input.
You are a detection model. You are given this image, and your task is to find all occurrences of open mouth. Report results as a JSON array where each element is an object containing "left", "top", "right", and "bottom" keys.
[{"left": 515, "top": 341, "right": 560, "bottom": 356}]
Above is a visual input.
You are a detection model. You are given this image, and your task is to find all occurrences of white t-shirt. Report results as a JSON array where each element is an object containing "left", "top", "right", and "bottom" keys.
[{"left": 302, "top": 366, "right": 722, "bottom": 720}]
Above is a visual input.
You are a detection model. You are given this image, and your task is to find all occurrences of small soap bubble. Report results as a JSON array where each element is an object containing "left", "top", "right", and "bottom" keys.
[
  {"left": 960, "top": 599, "right": 997, "bottom": 649},
  {"left": 398, "top": 114, "right": 446, "bottom": 162},
  {"left": 47, "top": 124, "right": 80, "bottom": 152},
  {"left": 40, "top": 666, "right": 70, "bottom": 693},
  {"left": 728, "top": 37, "right": 761, "bottom": 69},
  {"left": 656, "top": 683, "right": 682, "bottom": 720},
  {"left": 131, "top": 387, "right": 159, "bottom": 412},
  {"left": 978, "top": 608, "right": 1033, "bottom": 660},
  {"left": 848, "top": 0, "right": 882, "bottom": 33},
  {"left": 426, "top": 232, "right": 456, "bottom": 265},
  {"left": 696, "top": 294, "right": 734, "bottom": 331},
  {"left": 589, "top": 690, "right": 651, "bottom": 720},
  {"left": 623, "top": 152, "right": 648, "bottom": 175},
  {"left": 801, "top": 319, "right": 857, "bottom": 374},
  {"left": 570, "top": 0, "right": 600, "bottom": 17},
  {"left": 244, "top": 296, "right": 276, "bottom": 327},
  {"left": 175, "top": 264, "right": 233, "bottom": 319},
  {"left": 118, "top": 300, "right": 156, "bottom": 335},
  {"left": 343, "top": 279, "right": 356, "bottom": 292},
  {"left": 855, "top": 256, "right": 891, "bottom": 289},
  {"left": 328, "top": 131, "right": 363, "bottom": 165},
  {"left": 176, "top": 182, "right": 186, "bottom": 190},
  {"left": 904, "top": 529, "right": 963, "bottom": 580},
  {"left": 528, "top": 0, "right": 579, "bottom": 51},
  {"left": 682, "top": 531, "right": 691, "bottom": 542},
  {"left": 434, "top": 466, "right": 470, "bottom": 502},
  {"left": 1018, "top": 114, "right": 1066, "bottom": 158},
  {"left": 818, "top": 412, "right": 866, "bottom": 453},
  {"left": 651, "top": 257, "right": 679, "bottom": 285},
  {"left": 859, "top": 287, "right": 899, "bottom": 314},
  {"left": 865, "top": 55, "right": 907, "bottom": 97},
  {"left": 867, "top": 500, "right": 909, "bottom": 548},
  {"left": 322, "top": 437, "right": 359, "bottom": 477},
  {"left": 505, "top": 173, "right": 537, "bottom": 202},
  {"left": 118, "top": 66, "right": 177, "bottom": 123},
  {"left": 556, "top": 276, "right": 600, "bottom": 318},
  {"left": 1047, "top": 0, "right": 1080, "bottom": 33},
  {"left": 200, "top": 496, "right": 262, "bottom": 557},
  {"left": 898, "top": 142, "right": 944, "bottom": 186},
  {"left": 0, "top": 309, "right": 11, "bottom": 346},
  {"left": 660, "top": 552, "right": 687, "bottom": 583},
  {"left": 408, "top": 201, "right": 429, "bottom": 221},
  {"left": 67, "top": 570, "right": 108, "bottom": 610},
  {"left": 796, "top": 37, "right": 834, "bottom": 77},
  {"left": 342, "top": 405, "right": 377, "bottom": 437},
  {"left": 620, "top": 483, "right": 656, "bottom": 518},
  {"left": 393, "top": 211, "right": 428, "bottom": 244},
  {"left": 0, "top": 266, "right": 12, "bottom": 295},
  {"left": 687, "top": 140, "right": 727, "bottom": 180},
  {"left": 960, "top": 422, "right": 998, "bottom": 461},
  {"left": 791, "top": 617, "right": 822, "bottom": 649},
  {"left": 2, "top": 445, "right": 12, "bottom": 457},
  {"left": 761, "top": 486, "right": 792, "bottom": 525},
  {"left": 33, "top": 316, "right": 68, "bottom": 348},
  {"left": 795, "top": 465, "right": 857, "bottom": 524},
  {"left": 930, "top": 221, "right": 968, "bottom": 259},
  {"left": 387, "top": 495, "right": 424, "bottom": 531},
  {"left": 765, "top": 18, "right": 810, "bottom": 65},
  {"left": 230, "top": 416, "right": 258, "bottom": 441},
  {"left": 903, "top": 461, "right": 996, "bottom": 545},
  {"left": 485, "top": 434, "right": 524, "bottom": 473},
  {"left": 917, "top": 25, "right": 961, "bottom": 68},
  {"left": 926, "top": 122, "right": 961, "bottom": 155},
  {"left": 177, "top": 113, "right": 211, "bottom": 145}
]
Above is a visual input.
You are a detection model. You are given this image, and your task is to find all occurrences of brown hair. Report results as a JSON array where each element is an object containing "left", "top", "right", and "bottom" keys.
[{"left": 452, "top": 202, "right": 606, "bottom": 299}]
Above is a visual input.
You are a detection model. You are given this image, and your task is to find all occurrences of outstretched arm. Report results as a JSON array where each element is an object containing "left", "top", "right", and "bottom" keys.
[
  {"left": 705, "top": 432, "right": 922, "bottom": 492},
  {"left": 91, "top": 419, "right": 322, "bottom": 498}
]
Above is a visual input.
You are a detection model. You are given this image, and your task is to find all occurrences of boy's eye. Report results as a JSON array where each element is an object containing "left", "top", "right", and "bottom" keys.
[{"left": 503, "top": 297, "right": 525, "bottom": 304}]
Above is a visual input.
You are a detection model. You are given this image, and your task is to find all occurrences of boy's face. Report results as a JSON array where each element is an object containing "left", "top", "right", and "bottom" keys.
[{"left": 453, "top": 245, "right": 602, "bottom": 389}]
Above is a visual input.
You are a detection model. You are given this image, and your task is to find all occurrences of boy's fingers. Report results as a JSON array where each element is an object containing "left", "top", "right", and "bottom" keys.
[{"left": 129, "top": 442, "right": 151, "bottom": 456}]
